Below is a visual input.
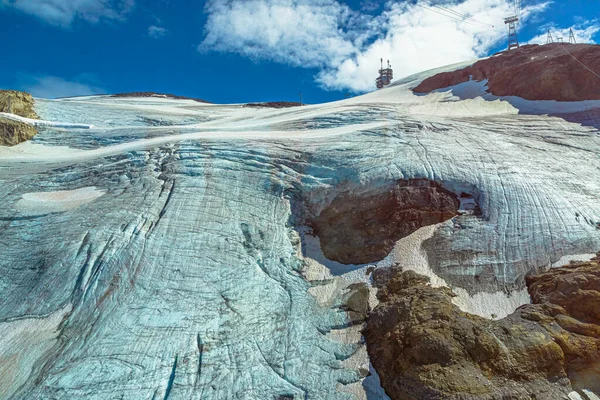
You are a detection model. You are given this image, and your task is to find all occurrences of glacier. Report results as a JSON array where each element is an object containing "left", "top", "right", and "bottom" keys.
[{"left": 1, "top": 63, "right": 599, "bottom": 399}]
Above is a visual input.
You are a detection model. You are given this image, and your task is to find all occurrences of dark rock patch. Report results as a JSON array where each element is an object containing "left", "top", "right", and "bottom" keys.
[
  {"left": 244, "top": 102, "right": 303, "bottom": 109},
  {"left": 310, "top": 179, "right": 461, "bottom": 265},
  {"left": 111, "top": 92, "right": 210, "bottom": 103}
]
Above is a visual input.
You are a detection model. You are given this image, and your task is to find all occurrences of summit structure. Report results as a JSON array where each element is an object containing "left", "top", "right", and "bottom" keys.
[{"left": 376, "top": 58, "right": 394, "bottom": 89}]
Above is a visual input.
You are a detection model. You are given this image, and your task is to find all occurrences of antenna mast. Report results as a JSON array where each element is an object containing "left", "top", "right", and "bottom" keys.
[
  {"left": 504, "top": 0, "right": 520, "bottom": 50},
  {"left": 547, "top": 29, "right": 554, "bottom": 44},
  {"left": 569, "top": 28, "right": 577, "bottom": 44}
]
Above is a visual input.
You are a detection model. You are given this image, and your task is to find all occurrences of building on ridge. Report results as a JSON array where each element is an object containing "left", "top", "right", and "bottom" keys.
[{"left": 376, "top": 59, "right": 394, "bottom": 89}]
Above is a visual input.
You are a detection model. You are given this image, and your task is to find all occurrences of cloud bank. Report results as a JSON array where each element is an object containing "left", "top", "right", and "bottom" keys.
[
  {"left": 1, "top": 0, "right": 134, "bottom": 27},
  {"left": 199, "top": 0, "right": 552, "bottom": 92},
  {"left": 23, "top": 76, "right": 106, "bottom": 99},
  {"left": 528, "top": 21, "right": 600, "bottom": 45}
]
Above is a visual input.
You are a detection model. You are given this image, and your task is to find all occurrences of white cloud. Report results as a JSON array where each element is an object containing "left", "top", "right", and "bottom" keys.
[
  {"left": 148, "top": 25, "right": 168, "bottom": 38},
  {"left": 199, "top": 0, "right": 550, "bottom": 92},
  {"left": 23, "top": 76, "right": 106, "bottom": 99},
  {"left": 199, "top": 0, "right": 361, "bottom": 68},
  {"left": 528, "top": 22, "right": 599, "bottom": 45},
  {"left": 1, "top": 0, "right": 134, "bottom": 27}
]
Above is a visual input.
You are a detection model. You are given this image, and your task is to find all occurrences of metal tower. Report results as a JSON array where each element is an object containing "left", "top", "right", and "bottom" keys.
[
  {"left": 376, "top": 59, "right": 394, "bottom": 89},
  {"left": 504, "top": 0, "right": 520, "bottom": 50},
  {"left": 569, "top": 28, "right": 577, "bottom": 44},
  {"left": 547, "top": 29, "right": 554, "bottom": 44}
]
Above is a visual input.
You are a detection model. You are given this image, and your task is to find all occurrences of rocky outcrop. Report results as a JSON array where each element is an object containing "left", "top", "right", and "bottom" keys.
[
  {"left": 0, "top": 90, "right": 39, "bottom": 146},
  {"left": 525, "top": 258, "right": 600, "bottom": 392},
  {"left": 311, "top": 179, "right": 460, "bottom": 264},
  {"left": 365, "top": 255, "right": 600, "bottom": 400},
  {"left": 413, "top": 44, "right": 600, "bottom": 101},
  {"left": 0, "top": 90, "right": 38, "bottom": 119}
]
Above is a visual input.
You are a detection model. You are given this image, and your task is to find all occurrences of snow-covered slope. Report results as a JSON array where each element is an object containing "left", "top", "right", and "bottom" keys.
[{"left": 0, "top": 62, "right": 599, "bottom": 399}]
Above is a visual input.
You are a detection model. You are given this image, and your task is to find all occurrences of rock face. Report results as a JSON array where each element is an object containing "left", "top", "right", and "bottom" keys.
[
  {"left": 413, "top": 44, "right": 600, "bottom": 101},
  {"left": 365, "top": 256, "right": 600, "bottom": 400},
  {"left": 0, "top": 90, "right": 38, "bottom": 146},
  {"left": 311, "top": 179, "right": 460, "bottom": 264}
]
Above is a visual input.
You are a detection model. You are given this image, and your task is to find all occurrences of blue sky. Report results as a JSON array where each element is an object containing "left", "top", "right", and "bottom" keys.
[{"left": 0, "top": 0, "right": 598, "bottom": 104}]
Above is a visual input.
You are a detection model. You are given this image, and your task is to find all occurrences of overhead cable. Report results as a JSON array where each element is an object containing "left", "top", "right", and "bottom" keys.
[
  {"left": 415, "top": 1, "right": 494, "bottom": 28},
  {"left": 421, "top": 0, "right": 493, "bottom": 27}
]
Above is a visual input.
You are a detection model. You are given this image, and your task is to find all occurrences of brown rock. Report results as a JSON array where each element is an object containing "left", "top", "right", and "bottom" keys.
[
  {"left": 0, "top": 90, "right": 39, "bottom": 146},
  {"left": 0, "top": 90, "right": 38, "bottom": 119},
  {"left": 311, "top": 179, "right": 460, "bottom": 265},
  {"left": 413, "top": 44, "right": 600, "bottom": 101},
  {"left": 0, "top": 118, "right": 37, "bottom": 146},
  {"left": 365, "top": 254, "right": 600, "bottom": 399}
]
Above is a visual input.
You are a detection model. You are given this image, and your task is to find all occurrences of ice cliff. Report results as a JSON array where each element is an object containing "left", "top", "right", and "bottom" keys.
[{"left": 0, "top": 58, "right": 599, "bottom": 399}]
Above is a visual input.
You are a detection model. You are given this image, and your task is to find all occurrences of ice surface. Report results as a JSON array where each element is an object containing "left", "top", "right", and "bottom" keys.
[{"left": 1, "top": 63, "right": 599, "bottom": 399}]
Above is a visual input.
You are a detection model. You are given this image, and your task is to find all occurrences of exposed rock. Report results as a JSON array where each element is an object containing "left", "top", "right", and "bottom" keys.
[
  {"left": 0, "top": 90, "right": 38, "bottom": 146},
  {"left": 244, "top": 101, "right": 303, "bottom": 108},
  {"left": 365, "top": 255, "right": 600, "bottom": 400},
  {"left": 111, "top": 92, "right": 210, "bottom": 103},
  {"left": 413, "top": 44, "right": 600, "bottom": 101},
  {"left": 311, "top": 179, "right": 460, "bottom": 265},
  {"left": 525, "top": 257, "right": 600, "bottom": 392},
  {"left": 0, "top": 90, "right": 38, "bottom": 119},
  {"left": 0, "top": 118, "right": 38, "bottom": 146}
]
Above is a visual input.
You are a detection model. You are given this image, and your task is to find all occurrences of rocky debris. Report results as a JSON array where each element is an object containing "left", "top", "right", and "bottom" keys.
[
  {"left": 0, "top": 90, "right": 38, "bottom": 146},
  {"left": 243, "top": 101, "right": 302, "bottom": 108},
  {"left": 413, "top": 44, "right": 600, "bottom": 101},
  {"left": 311, "top": 179, "right": 460, "bottom": 265},
  {"left": 365, "top": 255, "right": 600, "bottom": 400},
  {"left": 111, "top": 92, "right": 210, "bottom": 103}
]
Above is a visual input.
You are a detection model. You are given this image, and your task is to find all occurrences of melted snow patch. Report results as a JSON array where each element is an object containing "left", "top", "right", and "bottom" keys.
[
  {"left": 379, "top": 223, "right": 530, "bottom": 319},
  {"left": 552, "top": 253, "right": 596, "bottom": 268},
  {"left": 569, "top": 391, "right": 600, "bottom": 400},
  {"left": 16, "top": 186, "right": 105, "bottom": 215},
  {"left": 0, "top": 142, "right": 83, "bottom": 159}
]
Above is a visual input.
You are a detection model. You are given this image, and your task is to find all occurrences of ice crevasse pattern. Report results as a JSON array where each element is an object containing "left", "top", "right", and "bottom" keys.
[{"left": 0, "top": 62, "right": 600, "bottom": 399}]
